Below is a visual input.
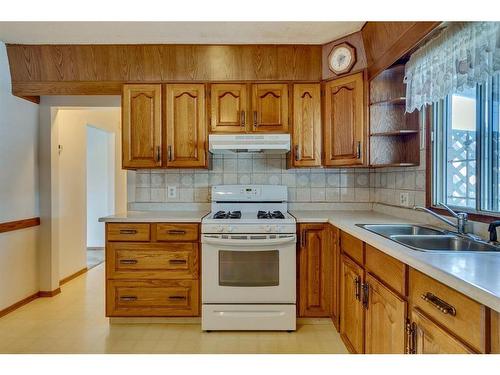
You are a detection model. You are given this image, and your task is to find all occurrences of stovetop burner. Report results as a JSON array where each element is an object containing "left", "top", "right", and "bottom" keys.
[
  {"left": 257, "top": 210, "right": 285, "bottom": 219},
  {"left": 213, "top": 210, "right": 242, "bottom": 219}
]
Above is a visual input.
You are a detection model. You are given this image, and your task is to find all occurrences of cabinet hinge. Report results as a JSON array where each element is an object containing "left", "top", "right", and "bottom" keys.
[{"left": 405, "top": 319, "right": 416, "bottom": 354}]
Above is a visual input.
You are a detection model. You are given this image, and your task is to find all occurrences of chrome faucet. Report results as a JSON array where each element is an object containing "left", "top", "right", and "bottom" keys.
[{"left": 413, "top": 203, "right": 469, "bottom": 235}]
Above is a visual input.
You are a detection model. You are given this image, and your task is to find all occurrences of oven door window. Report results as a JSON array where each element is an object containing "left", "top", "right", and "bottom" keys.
[{"left": 219, "top": 250, "right": 279, "bottom": 287}]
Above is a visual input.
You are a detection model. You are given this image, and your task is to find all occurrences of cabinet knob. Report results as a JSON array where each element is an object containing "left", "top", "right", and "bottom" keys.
[{"left": 253, "top": 111, "right": 258, "bottom": 129}]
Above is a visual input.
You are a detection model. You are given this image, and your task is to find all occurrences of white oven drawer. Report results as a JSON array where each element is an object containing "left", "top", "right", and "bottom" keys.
[{"left": 202, "top": 304, "right": 296, "bottom": 331}]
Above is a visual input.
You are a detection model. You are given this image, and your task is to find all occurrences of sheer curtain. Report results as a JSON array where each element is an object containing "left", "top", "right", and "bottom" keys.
[{"left": 404, "top": 22, "right": 500, "bottom": 113}]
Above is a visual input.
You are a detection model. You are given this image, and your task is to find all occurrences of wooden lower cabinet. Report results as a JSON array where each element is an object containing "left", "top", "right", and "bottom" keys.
[
  {"left": 105, "top": 222, "right": 200, "bottom": 317},
  {"left": 409, "top": 308, "right": 475, "bottom": 354},
  {"left": 330, "top": 226, "right": 341, "bottom": 329},
  {"left": 298, "top": 223, "right": 332, "bottom": 317},
  {"left": 340, "top": 254, "right": 364, "bottom": 353},
  {"left": 364, "top": 274, "right": 406, "bottom": 354},
  {"left": 491, "top": 310, "right": 500, "bottom": 354}
]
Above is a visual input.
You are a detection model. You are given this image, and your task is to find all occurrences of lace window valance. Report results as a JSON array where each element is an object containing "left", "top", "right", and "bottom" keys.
[{"left": 404, "top": 22, "right": 500, "bottom": 113}]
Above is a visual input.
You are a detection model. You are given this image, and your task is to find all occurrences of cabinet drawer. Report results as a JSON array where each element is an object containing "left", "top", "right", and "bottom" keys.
[
  {"left": 107, "top": 242, "right": 199, "bottom": 280},
  {"left": 365, "top": 244, "right": 406, "bottom": 296},
  {"left": 155, "top": 223, "right": 199, "bottom": 242},
  {"left": 409, "top": 269, "right": 486, "bottom": 352},
  {"left": 106, "top": 279, "right": 199, "bottom": 317},
  {"left": 340, "top": 231, "right": 364, "bottom": 264},
  {"left": 107, "top": 223, "right": 150, "bottom": 242}
]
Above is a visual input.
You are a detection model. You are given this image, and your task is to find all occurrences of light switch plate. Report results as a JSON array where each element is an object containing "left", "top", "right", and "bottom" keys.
[
  {"left": 399, "top": 192, "right": 410, "bottom": 207},
  {"left": 167, "top": 185, "right": 177, "bottom": 198}
]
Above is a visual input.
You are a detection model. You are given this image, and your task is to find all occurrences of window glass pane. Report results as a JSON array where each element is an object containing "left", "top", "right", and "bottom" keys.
[
  {"left": 445, "top": 87, "right": 477, "bottom": 209},
  {"left": 485, "top": 74, "right": 500, "bottom": 212}
]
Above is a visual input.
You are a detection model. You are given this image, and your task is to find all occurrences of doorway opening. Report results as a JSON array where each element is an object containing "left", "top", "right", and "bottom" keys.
[
  {"left": 56, "top": 107, "right": 125, "bottom": 281},
  {"left": 86, "top": 126, "right": 115, "bottom": 269}
]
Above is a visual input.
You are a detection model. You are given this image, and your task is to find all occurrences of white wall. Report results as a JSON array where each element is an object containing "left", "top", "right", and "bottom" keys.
[
  {"left": 0, "top": 42, "right": 40, "bottom": 310},
  {"left": 87, "top": 126, "right": 114, "bottom": 247},
  {"left": 56, "top": 108, "right": 125, "bottom": 279}
]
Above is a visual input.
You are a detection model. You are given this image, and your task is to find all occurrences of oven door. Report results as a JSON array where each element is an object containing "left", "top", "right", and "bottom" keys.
[{"left": 201, "top": 234, "right": 296, "bottom": 304}]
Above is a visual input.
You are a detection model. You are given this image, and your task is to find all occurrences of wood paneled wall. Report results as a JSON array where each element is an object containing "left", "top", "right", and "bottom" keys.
[
  {"left": 6, "top": 44, "right": 322, "bottom": 96},
  {"left": 361, "top": 22, "right": 440, "bottom": 79}
]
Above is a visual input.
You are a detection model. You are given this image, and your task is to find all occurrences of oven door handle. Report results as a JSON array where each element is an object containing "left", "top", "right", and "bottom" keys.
[{"left": 202, "top": 235, "right": 296, "bottom": 246}]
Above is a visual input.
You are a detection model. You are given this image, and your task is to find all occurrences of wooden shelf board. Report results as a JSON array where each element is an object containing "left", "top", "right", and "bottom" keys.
[
  {"left": 370, "top": 97, "right": 406, "bottom": 106},
  {"left": 370, "top": 163, "right": 419, "bottom": 168},
  {"left": 370, "top": 130, "right": 419, "bottom": 136}
]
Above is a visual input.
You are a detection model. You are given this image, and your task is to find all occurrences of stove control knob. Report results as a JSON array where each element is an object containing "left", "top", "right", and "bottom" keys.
[{"left": 216, "top": 225, "right": 224, "bottom": 233}]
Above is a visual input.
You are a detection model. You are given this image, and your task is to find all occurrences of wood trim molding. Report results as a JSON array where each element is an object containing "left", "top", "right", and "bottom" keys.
[
  {"left": 60, "top": 268, "right": 88, "bottom": 286},
  {"left": 0, "top": 292, "right": 39, "bottom": 318},
  {"left": 38, "top": 288, "right": 61, "bottom": 298},
  {"left": 0, "top": 287, "right": 63, "bottom": 318},
  {"left": 0, "top": 217, "right": 40, "bottom": 234}
]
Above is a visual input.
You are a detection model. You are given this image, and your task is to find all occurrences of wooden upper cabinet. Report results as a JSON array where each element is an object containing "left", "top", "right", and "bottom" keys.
[
  {"left": 210, "top": 83, "right": 248, "bottom": 133},
  {"left": 292, "top": 84, "right": 322, "bottom": 167},
  {"left": 251, "top": 83, "right": 289, "bottom": 132},
  {"left": 340, "top": 254, "right": 364, "bottom": 353},
  {"left": 164, "top": 84, "right": 207, "bottom": 168},
  {"left": 122, "top": 84, "right": 162, "bottom": 169},
  {"left": 298, "top": 223, "right": 331, "bottom": 317},
  {"left": 323, "top": 72, "right": 365, "bottom": 166},
  {"left": 364, "top": 274, "right": 406, "bottom": 354}
]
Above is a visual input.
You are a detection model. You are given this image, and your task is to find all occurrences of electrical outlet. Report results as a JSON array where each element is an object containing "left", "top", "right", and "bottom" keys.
[
  {"left": 399, "top": 192, "right": 410, "bottom": 207},
  {"left": 167, "top": 186, "right": 177, "bottom": 199}
]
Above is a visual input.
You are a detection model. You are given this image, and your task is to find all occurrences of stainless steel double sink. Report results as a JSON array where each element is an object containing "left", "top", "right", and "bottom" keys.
[{"left": 357, "top": 224, "right": 500, "bottom": 252}]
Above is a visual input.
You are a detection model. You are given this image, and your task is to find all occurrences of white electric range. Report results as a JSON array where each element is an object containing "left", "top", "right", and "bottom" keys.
[{"left": 201, "top": 185, "right": 297, "bottom": 331}]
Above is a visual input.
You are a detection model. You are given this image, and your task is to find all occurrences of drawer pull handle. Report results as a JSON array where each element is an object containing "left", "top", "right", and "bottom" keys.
[
  {"left": 120, "top": 295, "right": 138, "bottom": 301},
  {"left": 168, "top": 295, "right": 187, "bottom": 300},
  {"left": 119, "top": 259, "right": 138, "bottom": 265},
  {"left": 421, "top": 292, "right": 456, "bottom": 316},
  {"left": 119, "top": 229, "right": 138, "bottom": 234},
  {"left": 169, "top": 259, "right": 187, "bottom": 264},
  {"left": 167, "top": 230, "right": 187, "bottom": 235}
]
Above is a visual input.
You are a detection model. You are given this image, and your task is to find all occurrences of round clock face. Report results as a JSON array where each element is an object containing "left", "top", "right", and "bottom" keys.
[{"left": 329, "top": 45, "right": 355, "bottom": 74}]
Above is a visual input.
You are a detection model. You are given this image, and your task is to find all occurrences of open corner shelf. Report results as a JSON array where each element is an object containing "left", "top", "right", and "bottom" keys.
[{"left": 369, "top": 64, "right": 420, "bottom": 168}]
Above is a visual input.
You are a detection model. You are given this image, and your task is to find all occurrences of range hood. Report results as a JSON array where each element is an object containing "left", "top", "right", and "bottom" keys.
[{"left": 209, "top": 134, "right": 291, "bottom": 154}]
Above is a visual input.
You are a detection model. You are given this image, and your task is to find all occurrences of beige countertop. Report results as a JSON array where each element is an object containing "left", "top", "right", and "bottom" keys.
[
  {"left": 290, "top": 210, "right": 500, "bottom": 312},
  {"left": 99, "top": 210, "right": 210, "bottom": 223}
]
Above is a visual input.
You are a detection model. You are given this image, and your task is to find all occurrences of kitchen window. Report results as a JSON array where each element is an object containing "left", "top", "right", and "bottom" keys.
[{"left": 431, "top": 73, "right": 500, "bottom": 215}]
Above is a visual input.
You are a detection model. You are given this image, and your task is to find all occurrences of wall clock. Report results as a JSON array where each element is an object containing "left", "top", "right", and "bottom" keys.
[{"left": 328, "top": 42, "right": 357, "bottom": 75}]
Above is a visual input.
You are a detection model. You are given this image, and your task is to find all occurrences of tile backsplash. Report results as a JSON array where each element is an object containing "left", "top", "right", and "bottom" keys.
[
  {"left": 129, "top": 154, "right": 372, "bottom": 204},
  {"left": 129, "top": 119, "right": 427, "bottom": 209}
]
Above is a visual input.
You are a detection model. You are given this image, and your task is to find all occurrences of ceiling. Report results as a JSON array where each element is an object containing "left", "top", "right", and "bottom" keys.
[{"left": 0, "top": 22, "right": 365, "bottom": 45}]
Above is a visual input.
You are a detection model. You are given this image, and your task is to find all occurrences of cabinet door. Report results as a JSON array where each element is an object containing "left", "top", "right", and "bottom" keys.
[
  {"left": 340, "top": 254, "right": 364, "bottom": 353},
  {"left": 251, "top": 83, "right": 289, "bottom": 132},
  {"left": 164, "top": 84, "right": 207, "bottom": 168},
  {"left": 298, "top": 223, "right": 331, "bottom": 317},
  {"left": 330, "top": 225, "right": 341, "bottom": 330},
  {"left": 491, "top": 310, "right": 500, "bottom": 354},
  {"left": 210, "top": 83, "right": 248, "bottom": 133},
  {"left": 323, "top": 72, "right": 365, "bottom": 166},
  {"left": 122, "top": 84, "right": 162, "bottom": 168},
  {"left": 365, "top": 274, "right": 406, "bottom": 354},
  {"left": 292, "top": 83, "right": 322, "bottom": 167},
  {"left": 410, "top": 308, "right": 475, "bottom": 354}
]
